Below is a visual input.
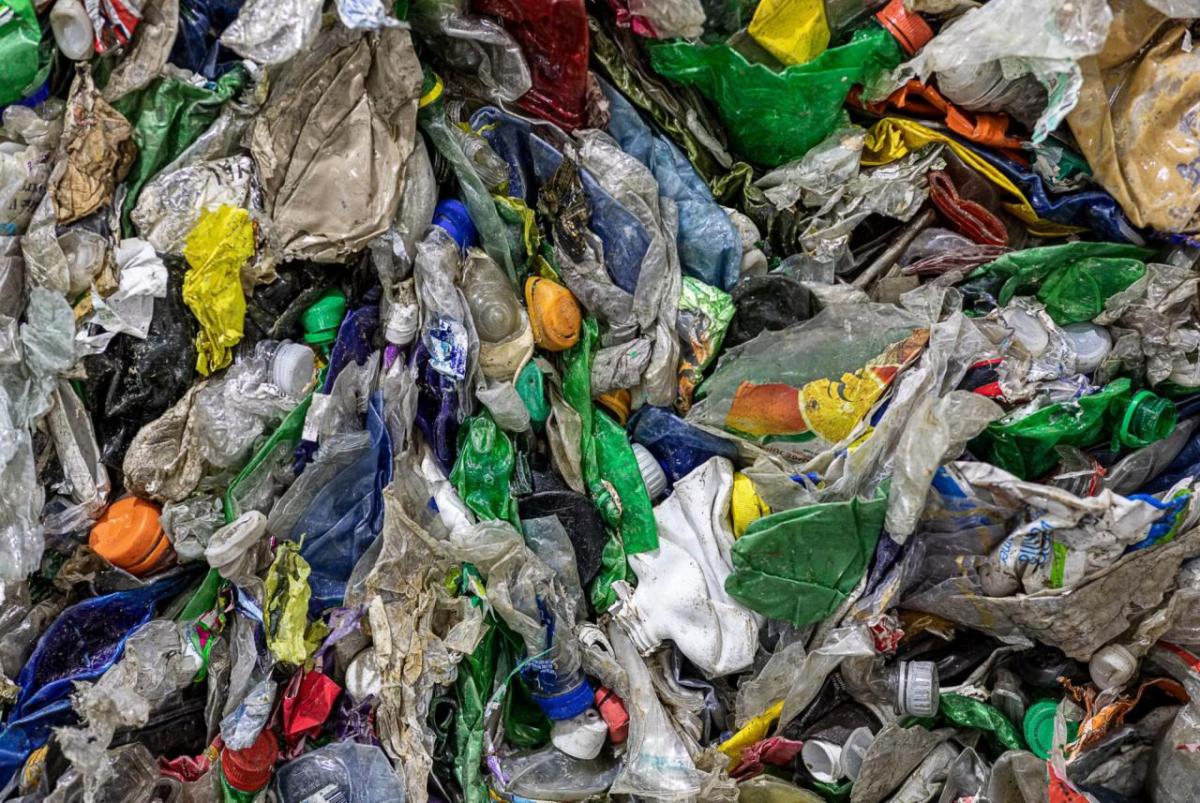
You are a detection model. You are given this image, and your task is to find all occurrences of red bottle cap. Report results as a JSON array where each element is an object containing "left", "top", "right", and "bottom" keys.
[
  {"left": 594, "top": 686, "right": 630, "bottom": 744},
  {"left": 875, "top": 0, "right": 934, "bottom": 55},
  {"left": 221, "top": 730, "right": 279, "bottom": 793}
]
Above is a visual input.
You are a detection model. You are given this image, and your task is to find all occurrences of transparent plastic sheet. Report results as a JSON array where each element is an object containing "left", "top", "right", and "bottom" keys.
[
  {"left": 54, "top": 619, "right": 202, "bottom": 801},
  {"left": 218, "top": 0, "right": 322, "bottom": 64},
  {"left": 407, "top": 0, "right": 531, "bottom": 104},
  {"left": 607, "top": 622, "right": 704, "bottom": 798},
  {"left": 0, "top": 288, "right": 74, "bottom": 582},
  {"left": 1096, "top": 263, "right": 1200, "bottom": 388},
  {"left": 893, "top": 0, "right": 1113, "bottom": 142},
  {"left": 360, "top": 484, "right": 484, "bottom": 803}
]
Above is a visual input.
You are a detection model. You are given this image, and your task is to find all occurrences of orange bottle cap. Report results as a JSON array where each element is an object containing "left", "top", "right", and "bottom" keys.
[
  {"left": 596, "top": 389, "right": 632, "bottom": 426},
  {"left": 89, "top": 496, "right": 169, "bottom": 575},
  {"left": 525, "top": 277, "right": 582, "bottom": 352},
  {"left": 875, "top": 0, "right": 933, "bottom": 55}
]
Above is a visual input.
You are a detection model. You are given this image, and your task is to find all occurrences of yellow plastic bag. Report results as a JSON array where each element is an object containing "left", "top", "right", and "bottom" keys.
[
  {"left": 748, "top": 0, "right": 830, "bottom": 66},
  {"left": 181, "top": 204, "right": 255, "bottom": 375},
  {"left": 862, "top": 117, "right": 1084, "bottom": 238},
  {"left": 732, "top": 472, "right": 771, "bottom": 537}
]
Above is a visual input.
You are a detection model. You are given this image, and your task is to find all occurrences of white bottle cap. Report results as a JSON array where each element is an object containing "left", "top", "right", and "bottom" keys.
[
  {"left": 897, "top": 660, "right": 939, "bottom": 717},
  {"left": 802, "top": 739, "right": 844, "bottom": 783},
  {"left": 550, "top": 709, "right": 608, "bottom": 760},
  {"left": 630, "top": 443, "right": 667, "bottom": 501},
  {"left": 1089, "top": 644, "right": 1137, "bottom": 690},
  {"left": 1003, "top": 308, "right": 1049, "bottom": 356},
  {"left": 1062, "top": 323, "right": 1113, "bottom": 374},
  {"left": 271, "top": 342, "right": 316, "bottom": 397},
  {"left": 840, "top": 727, "right": 874, "bottom": 781}
]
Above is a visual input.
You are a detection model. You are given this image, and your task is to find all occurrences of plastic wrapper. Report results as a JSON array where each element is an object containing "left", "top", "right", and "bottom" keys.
[
  {"left": 181, "top": 204, "right": 254, "bottom": 375},
  {"left": 112, "top": 65, "right": 249, "bottom": 232},
  {"left": 408, "top": 0, "right": 531, "bottom": 104},
  {"left": 48, "top": 67, "right": 135, "bottom": 225},
  {"left": 219, "top": 0, "right": 322, "bottom": 64}
]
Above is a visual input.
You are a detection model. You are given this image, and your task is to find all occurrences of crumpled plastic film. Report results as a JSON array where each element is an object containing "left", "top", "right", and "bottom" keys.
[
  {"left": 181, "top": 204, "right": 254, "bottom": 375},
  {"left": 1068, "top": 23, "right": 1200, "bottom": 234},
  {"left": 249, "top": 26, "right": 421, "bottom": 262}
]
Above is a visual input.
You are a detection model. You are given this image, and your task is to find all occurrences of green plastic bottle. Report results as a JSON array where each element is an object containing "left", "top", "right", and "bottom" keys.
[{"left": 972, "top": 377, "right": 1177, "bottom": 480}]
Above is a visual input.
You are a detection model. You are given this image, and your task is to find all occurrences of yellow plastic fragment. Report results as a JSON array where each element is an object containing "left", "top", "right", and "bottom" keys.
[
  {"left": 748, "top": 0, "right": 831, "bottom": 66},
  {"left": 718, "top": 699, "right": 785, "bottom": 763},
  {"left": 182, "top": 205, "right": 255, "bottom": 375},
  {"left": 264, "top": 540, "right": 313, "bottom": 665},
  {"left": 731, "top": 472, "right": 770, "bottom": 538}
]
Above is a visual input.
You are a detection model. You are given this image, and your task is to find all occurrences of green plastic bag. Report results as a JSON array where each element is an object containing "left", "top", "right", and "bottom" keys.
[
  {"left": 725, "top": 489, "right": 887, "bottom": 626},
  {"left": 971, "top": 377, "right": 1177, "bottom": 480},
  {"left": 114, "top": 66, "right": 249, "bottom": 233},
  {"left": 450, "top": 412, "right": 519, "bottom": 526},
  {"left": 963, "top": 241, "right": 1155, "bottom": 325},
  {"left": 455, "top": 624, "right": 494, "bottom": 803},
  {"left": 649, "top": 25, "right": 904, "bottom": 167},
  {"left": 0, "top": 0, "right": 42, "bottom": 106}
]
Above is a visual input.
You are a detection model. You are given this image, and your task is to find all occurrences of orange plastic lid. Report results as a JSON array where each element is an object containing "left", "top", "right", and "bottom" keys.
[
  {"left": 875, "top": 0, "right": 933, "bottom": 55},
  {"left": 525, "top": 276, "right": 582, "bottom": 352},
  {"left": 89, "top": 496, "right": 168, "bottom": 574}
]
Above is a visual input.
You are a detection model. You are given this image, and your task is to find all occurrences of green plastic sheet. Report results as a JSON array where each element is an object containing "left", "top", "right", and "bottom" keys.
[
  {"left": 113, "top": 65, "right": 248, "bottom": 233},
  {"left": 725, "top": 489, "right": 887, "bottom": 626},
  {"left": 0, "top": 0, "right": 42, "bottom": 106},
  {"left": 561, "top": 317, "right": 657, "bottom": 611},
  {"left": 964, "top": 241, "right": 1155, "bottom": 326},
  {"left": 649, "top": 25, "right": 904, "bottom": 167}
]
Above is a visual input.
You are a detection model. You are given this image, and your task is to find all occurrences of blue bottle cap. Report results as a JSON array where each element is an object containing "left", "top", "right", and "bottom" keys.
[
  {"left": 531, "top": 676, "right": 595, "bottom": 721},
  {"left": 432, "top": 199, "right": 478, "bottom": 251}
]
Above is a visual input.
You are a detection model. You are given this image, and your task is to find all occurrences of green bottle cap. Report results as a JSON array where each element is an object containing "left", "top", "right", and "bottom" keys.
[
  {"left": 515, "top": 361, "right": 549, "bottom": 430},
  {"left": 1023, "top": 699, "right": 1079, "bottom": 759},
  {"left": 1118, "top": 390, "right": 1177, "bottom": 449},
  {"left": 301, "top": 289, "right": 346, "bottom": 346}
]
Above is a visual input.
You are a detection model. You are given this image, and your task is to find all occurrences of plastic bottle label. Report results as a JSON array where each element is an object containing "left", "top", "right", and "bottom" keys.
[{"left": 300, "top": 785, "right": 348, "bottom": 803}]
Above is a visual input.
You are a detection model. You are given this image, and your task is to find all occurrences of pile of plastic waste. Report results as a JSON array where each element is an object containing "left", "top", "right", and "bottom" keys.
[{"left": 6, "top": 0, "right": 1200, "bottom": 799}]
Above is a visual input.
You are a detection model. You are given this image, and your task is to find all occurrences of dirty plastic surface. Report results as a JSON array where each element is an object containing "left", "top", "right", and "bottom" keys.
[{"left": 6, "top": 1, "right": 1200, "bottom": 803}]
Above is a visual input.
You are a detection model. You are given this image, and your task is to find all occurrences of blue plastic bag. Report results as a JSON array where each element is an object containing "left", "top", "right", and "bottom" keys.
[
  {"left": 293, "top": 392, "right": 393, "bottom": 609},
  {"left": 601, "top": 80, "right": 741, "bottom": 291}
]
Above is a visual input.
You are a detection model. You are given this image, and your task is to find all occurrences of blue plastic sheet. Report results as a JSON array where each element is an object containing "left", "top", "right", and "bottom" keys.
[
  {"left": 294, "top": 393, "right": 393, "bottom": 610},
  {"left": 963, "top": 142, "right": 1141, "bottom": 244},
  {"left": 601, "top": 80, "right": 741, "bottom": 291},
  {"left": 0, "top": 574, "right": 190, "bottom": 786}
]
